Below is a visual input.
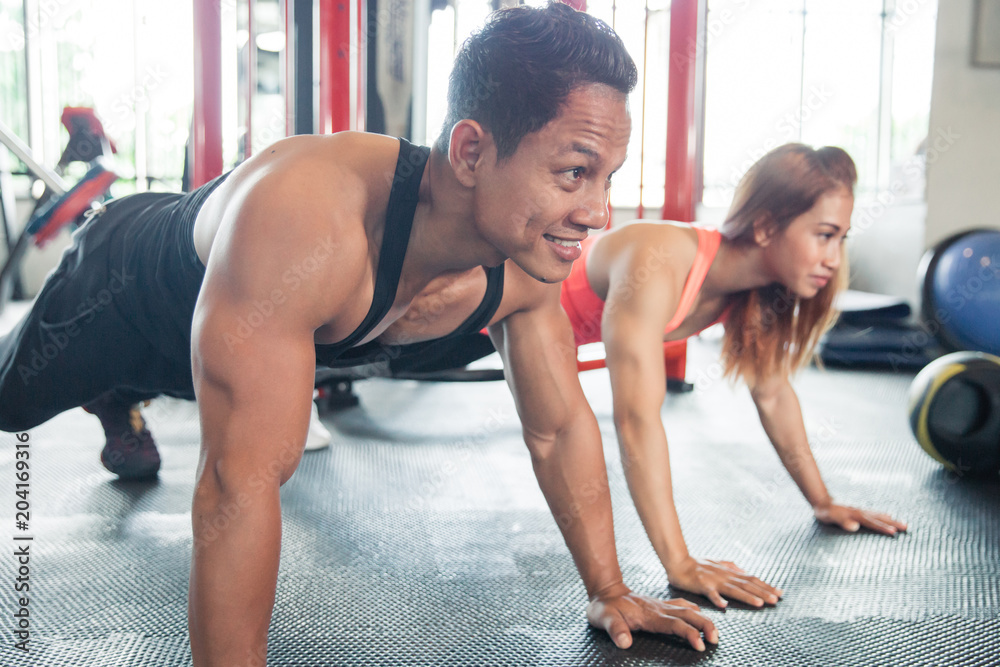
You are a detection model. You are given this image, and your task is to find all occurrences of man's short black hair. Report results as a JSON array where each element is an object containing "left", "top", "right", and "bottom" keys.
[{"left": 436, "top": 2, "right": 637, "bottom": 161}]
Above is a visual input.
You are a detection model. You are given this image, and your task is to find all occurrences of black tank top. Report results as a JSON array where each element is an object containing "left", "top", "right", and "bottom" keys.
[{"left": 314, "top": 138, "right": 505, "bottom": 368}]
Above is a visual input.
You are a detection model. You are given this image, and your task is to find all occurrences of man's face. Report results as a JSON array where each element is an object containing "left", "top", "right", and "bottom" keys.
[{"left": 473, "top": 83, "right": 631, "bottom": 283}]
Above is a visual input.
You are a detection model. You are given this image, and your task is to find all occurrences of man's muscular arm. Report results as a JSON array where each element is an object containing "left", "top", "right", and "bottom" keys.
[
  {"left": 489, "top": 270, "right": 717, "bottom": 651},
  {"left": 188, "top": 165, "right": 362, "bottom": 666}
]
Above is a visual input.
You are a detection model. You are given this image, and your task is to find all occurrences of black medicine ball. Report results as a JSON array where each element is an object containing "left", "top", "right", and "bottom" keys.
[{"left": 908, "top": 351, "right": 1000, "bottom": 477}]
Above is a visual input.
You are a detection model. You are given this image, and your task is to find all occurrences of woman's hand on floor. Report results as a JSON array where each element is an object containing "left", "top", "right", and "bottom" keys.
[
  {"left": 667, "top": 557, "right": 782, "bottom": 609},
  {"left": 813, "top": 503, "right": 908, "bottom": 535}
]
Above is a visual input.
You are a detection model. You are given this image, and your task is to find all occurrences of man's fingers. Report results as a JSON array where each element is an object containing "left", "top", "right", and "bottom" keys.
[
  {"left": 679, "top": 608, "right": 720, "bottom": 645},
  {"left": 611, "top": 626, "right": 633, "bottom": 649},
  {"left": 640, "top": 614, "right": 707, "bottom": 651},
  {"left": 589, "top": 605, "right": 633, "bottom": 649},
  {"left": 666, "top": 598, "right": 701, "bottom": 611},
  {"left": 664, "top": 607, "right": 718, "bottom": 647}
]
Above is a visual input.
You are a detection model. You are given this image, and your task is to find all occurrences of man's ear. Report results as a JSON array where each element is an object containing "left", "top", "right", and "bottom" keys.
[
  {"left": 448, "top": 120, "right": 487, "bottom": 188},
  {"left": 753, "top": 214, "right": 778, "bottom": 247}
]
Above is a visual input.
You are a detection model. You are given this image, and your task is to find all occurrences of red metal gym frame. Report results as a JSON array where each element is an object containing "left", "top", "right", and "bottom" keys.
[
  {"left": 663, "top": 0, "right": 698, "bottom": 224},
  {"left": 318, "top": 0, "right": 365, "bottom": 134},
  {"left": 355, "top": 0, "right": 366, "bottom": 131},
  {"left": 576, "top": 0, "right": 703, "bottom": 385},
  {"left": 660, "top": 0, "right": 701, "bottom": 385},
  {"left": 192, "top": 0, "right": 224, "bottom": 189}
]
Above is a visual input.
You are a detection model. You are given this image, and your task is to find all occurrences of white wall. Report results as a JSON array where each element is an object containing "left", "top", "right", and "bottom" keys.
[{"left": 925, "top": 0, "right": 1000, "bottom": 248}]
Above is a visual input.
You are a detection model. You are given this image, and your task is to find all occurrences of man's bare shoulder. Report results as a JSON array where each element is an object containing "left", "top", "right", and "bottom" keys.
[
  {"left": 197, "top": 133, "right": 402, "bottom": 262},
  {"left": 194, "top": 133, "right": 409, "bottom": 334},
  {"left": 230, "top": 132, "right": 400, "bottom": 221}
]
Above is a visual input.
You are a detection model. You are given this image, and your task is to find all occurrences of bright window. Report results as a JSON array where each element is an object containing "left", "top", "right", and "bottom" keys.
[{"left": 703, "top": 0, "right": 937, "bottom": 209}]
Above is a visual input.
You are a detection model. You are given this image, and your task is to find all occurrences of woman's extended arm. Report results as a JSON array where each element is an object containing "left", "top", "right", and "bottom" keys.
[
  {"left": 601, "top": 243, "right": 781, "bottom": 608},
  {"left": 749, "top": 373, "right": 908, "bottom": 535}
]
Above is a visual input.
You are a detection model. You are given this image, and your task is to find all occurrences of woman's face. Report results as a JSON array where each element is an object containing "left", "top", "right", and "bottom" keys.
[{"left": 763, "top": 187, "right": 854, "bottom": 299}]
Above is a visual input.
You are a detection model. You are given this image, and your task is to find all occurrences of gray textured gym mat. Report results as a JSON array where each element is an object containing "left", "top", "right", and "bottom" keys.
[{"left": 0, "top": 335, "right": 997, "bottom": 666}]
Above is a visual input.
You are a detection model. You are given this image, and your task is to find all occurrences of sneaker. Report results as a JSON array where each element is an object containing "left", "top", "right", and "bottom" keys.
[
  {"left": 304, "top": 400, "right": 332, "bottom": 451},
  {"left": 84, "top": 395, "right": 161, "bottom": 480}
]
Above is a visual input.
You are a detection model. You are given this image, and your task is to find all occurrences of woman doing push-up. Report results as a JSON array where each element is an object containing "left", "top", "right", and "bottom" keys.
[{"left": 559, "top": 143, "right": 908, "bottom": 608}]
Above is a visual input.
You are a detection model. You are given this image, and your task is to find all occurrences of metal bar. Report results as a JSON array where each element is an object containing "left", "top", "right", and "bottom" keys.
[
  {"left": 637, "top": 0, "right": 649, "bottom": 219},
  {"left": 22, "top": 0, "right": 44, "bottom": 165},
  {"left": 354, "top": 0, "right": 366, "bottom": 132},
  {"left": 692, "top": 0, "right": 707, "bottom": 209},
  {"left": 0, "top": 148, "right": 18, "bottom": 254},
  {"left": 877, "top": 0, "right": 896, "bottom": 191},
  {"left": 661, "top": 0, "right": 698, "bottom": 222},
  {"left": 0, "top": 119, "right": 67, "bottom": 194},
  {"left": 192, "top": 0, "right": 224, "bottom": 188},
  {"left": 410, "top": 0, "right": 429, "bottom": 143},
  {"left": 318, "top": 0, "right": 352, "bottom": 134},
  {"left": 247, "top": 0, "right": 256, "bottom": 157},
  {"left": 287, "top": 0, "right": 315, "bottom": 135},
  {"left": 659, "top": 0, "right": 702, "bottom": 382}
]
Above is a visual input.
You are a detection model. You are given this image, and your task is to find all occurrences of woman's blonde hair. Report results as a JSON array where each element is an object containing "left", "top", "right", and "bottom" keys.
[{"left": 720, "top": 143, "right": 857, "bottom": 384}]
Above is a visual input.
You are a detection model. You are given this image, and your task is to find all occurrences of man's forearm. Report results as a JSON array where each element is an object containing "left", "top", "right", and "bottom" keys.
[
  {"left": 527, "top": 417, "right": 624, "bottom": 598},
  {"left": 189, "top": 473, "right": 282, "bottom": 666}
]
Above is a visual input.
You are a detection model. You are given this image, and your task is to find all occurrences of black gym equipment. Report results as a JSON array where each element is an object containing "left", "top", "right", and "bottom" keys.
[
  {"left": 819, "top": 290, "right": 944, "bottom": 370},
  {"left": 314, "top": 331, "right": 696, "bottom": 413},
  {"left": 314, "top": 332, "right": 504, "bottom": 410},
  {"left": 908, "top": 350, "right": 1000, "bottom": 477}
]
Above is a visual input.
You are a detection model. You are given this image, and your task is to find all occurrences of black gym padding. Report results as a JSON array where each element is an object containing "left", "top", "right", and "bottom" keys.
[
  {"left": 819, "top": 290, "right": 944, "bottom": 370},
  {"left": 1, "top": 337, "right": 997, "bottom": 666}
]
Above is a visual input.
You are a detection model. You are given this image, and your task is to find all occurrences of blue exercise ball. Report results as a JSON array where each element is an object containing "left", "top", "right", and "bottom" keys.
[{"left": 919, "top": 229, "right": 1000, "bottom": 355}]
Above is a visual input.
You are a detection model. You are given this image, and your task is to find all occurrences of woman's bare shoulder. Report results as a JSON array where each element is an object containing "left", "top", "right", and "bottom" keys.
[{"left": 596, "top": 220, "right": 700, "bottom": 278}]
